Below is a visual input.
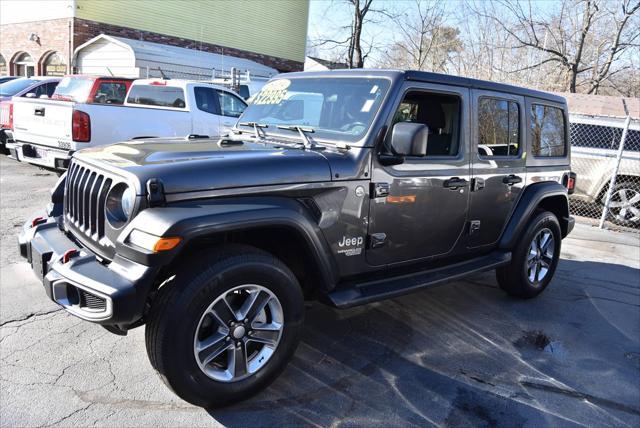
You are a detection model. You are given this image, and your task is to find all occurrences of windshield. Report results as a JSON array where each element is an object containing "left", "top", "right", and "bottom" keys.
[
  {"left": 51, "top": 77, "right": 94, "bottom": 102},
  {"left": 0, "top": 78, "right": 36, "bottom": 96},
  {"left": 239, "top": 77, "right": 390, "bottom": 142}
]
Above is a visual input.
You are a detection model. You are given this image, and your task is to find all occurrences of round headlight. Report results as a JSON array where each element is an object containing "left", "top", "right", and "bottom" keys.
[
  {"left": 106, "top": 183, "right": 135, "bottom": 228},
  {"left": 121, "top": 186, "right": 135, "bottom": 218}
]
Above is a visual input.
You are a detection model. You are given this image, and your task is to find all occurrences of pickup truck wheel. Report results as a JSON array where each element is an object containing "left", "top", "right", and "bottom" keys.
[
  {"left": 496, "top": 211, "right": 561, "bottom": 298},
  {"left": 145, "top": 246, "right": 304, "bottom": 408}
]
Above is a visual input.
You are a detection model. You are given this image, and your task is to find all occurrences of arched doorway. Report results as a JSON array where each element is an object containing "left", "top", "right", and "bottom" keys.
[
  {"left": 42, "top": 52, "right": 66, "bottom": 76},
  {"left": 13, "top": 52, "right": 35, "bottom": 77},
  {"left": 0, "top": 54, "right": 7, "bottom": 76}
]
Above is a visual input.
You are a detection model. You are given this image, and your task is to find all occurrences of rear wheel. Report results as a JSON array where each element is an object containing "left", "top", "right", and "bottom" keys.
[
  {"left": 145, "top": 246, "right": 304, "bottom": 407},
  {"left": 497, "top": 211, "right": 561, "bottom": 298}
]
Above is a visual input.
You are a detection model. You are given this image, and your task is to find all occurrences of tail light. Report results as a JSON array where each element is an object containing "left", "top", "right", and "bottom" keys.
[
  {"left": 72, "top": 109, "right": 91, "bottom": 142},
  {"left": 565, "top": 172, "right": 576, "bottom": 195},
  {"left": 0, "top": 102, "right": 13, "bottom": 130}
]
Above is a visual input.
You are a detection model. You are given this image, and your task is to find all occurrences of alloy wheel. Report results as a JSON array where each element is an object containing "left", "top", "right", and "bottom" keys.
[
  {"left": 526, "top": 228, "right": 555, "bottom": 285},
  {"left": 608, "top": 187, "right": 640, "bottom": 224},
  {"left": 193, "top": 284, "right": 284, "bottom": 382}
]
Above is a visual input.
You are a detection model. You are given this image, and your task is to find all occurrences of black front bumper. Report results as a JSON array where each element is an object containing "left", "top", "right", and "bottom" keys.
[{"left": 18, "top": 216, "right": 159, "bottom": 326}]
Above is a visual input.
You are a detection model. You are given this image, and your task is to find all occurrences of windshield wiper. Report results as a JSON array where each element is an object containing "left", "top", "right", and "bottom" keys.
[
  {"left": 276, "top": 125, "right": 316, "bottom": 149},
  {"left": 238, "top": 121, "right": 269, "bottom": 140}
]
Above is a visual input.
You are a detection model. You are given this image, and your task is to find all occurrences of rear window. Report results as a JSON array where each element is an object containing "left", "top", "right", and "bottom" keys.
[
  {"left": 531, "top": 104, "right": 566, "bottom": 157},
  {"left": 0, "top": 78, "right": 36, "bottom": 96},
  {"left": 92, "top": 82, "right": 128, "bottom": 104},
  {"left": 52, "top": 77, "right": 94, "bottom": 102},
  {"left": 127, "top": 85, "right": 186, "bottom": 108}
]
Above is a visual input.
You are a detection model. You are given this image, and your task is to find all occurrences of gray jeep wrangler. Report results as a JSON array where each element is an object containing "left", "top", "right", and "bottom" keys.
[{"left": 19, "top": 70, "right": 575, "bottom": 407}]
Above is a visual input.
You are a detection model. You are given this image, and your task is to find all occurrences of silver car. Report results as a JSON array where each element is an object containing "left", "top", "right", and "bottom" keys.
[{"left": 570, "top": 116, "right": 640, "bottom": 227}]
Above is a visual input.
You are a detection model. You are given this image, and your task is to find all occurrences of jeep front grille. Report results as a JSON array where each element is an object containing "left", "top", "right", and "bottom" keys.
[{"left": 64, "top": 161, "right": 112, "bottom": 240}]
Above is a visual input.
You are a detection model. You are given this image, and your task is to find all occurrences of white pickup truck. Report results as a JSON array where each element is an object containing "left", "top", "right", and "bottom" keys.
[{"left": 9, "top": 78, "right": 247, "bottom": 170}]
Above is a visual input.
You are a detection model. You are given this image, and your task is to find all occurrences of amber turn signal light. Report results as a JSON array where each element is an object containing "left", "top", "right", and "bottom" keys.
[{"left": 153, "top": 237, "right": 181, "bottom": 252}]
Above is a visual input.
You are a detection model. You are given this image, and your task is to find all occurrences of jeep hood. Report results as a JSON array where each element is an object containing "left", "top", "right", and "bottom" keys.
[{"left": 74, "top": 138, "right": 332, "bottom": 195}]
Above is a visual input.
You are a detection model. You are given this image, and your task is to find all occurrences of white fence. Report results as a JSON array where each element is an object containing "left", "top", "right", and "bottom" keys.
[{"left": 569, "top": 105, "right": 640, "bottom": 233}]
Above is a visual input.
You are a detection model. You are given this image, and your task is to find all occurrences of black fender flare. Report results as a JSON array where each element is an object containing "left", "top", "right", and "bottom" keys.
[
  {"left": 116, "top": 196, "right": 339, "bottom": 290},
  {"left": 499, "top": 182, "right": 571, "bottom": 250}
]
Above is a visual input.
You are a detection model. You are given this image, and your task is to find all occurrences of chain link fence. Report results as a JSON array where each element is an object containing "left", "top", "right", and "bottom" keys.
[{"left": 569, "top": 113, "right": 640, "bottom": 233}]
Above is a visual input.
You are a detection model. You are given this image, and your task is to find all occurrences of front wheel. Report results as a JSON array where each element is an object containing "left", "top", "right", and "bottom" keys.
[
  {"left": 145, "top": 246, "right": 304, "bottom": 407},
  {"left": 496, "top": 211, "right": 561, "bottom": 298}
]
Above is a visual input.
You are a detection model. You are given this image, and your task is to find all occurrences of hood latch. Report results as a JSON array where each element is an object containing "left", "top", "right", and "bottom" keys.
[{"left": 146, "top": 178, "right": 166, "bottom": 207}]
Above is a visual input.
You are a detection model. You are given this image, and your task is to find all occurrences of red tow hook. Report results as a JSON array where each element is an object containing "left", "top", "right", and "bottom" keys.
[
  {"left": 30, "top": 216, "right": 46, "bottom": 228},
  {"left": 62, "top": 249, "right": 79, "bottom": 264}
]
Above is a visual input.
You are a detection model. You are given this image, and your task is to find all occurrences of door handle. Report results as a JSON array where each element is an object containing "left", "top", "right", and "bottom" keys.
[
  {"left": 443, "top": 177, "right": 468, "bottom": 189},
  {"left": 503, "top": 174, "right": 523, "bottom": 185},
  {"left": 34, "top": 107, "right": 45, "bottom": 116}
]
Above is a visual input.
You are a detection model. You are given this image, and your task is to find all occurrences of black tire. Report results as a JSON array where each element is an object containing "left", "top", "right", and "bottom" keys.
[
  {"left": 604, "top": 181, "right": 640, "bottom": 228},
  {"left": 145, "top": 245, "right": 304, "bottom": 408},
  {"left": 496, "top": 211, "right": 561, "bottom": 298}
]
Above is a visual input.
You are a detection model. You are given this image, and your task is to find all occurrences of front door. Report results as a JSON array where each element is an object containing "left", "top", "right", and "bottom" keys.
[
  {"left": 468, "top": 90, "right": 526, "bottom": 248},
  {"left": 367, "top": 83, "right": 471, "bottom": 266}
]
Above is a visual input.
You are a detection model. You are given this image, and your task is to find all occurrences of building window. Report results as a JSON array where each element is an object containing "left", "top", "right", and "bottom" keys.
[
  {"left": 43, "top": 52, "right": 66, "bottom": 76},
  {"left": 13, "top": 52, "right": 35, "bottom": 77},
  {"left": 0, "top": 54, "right": 7, "bottom": 76}
]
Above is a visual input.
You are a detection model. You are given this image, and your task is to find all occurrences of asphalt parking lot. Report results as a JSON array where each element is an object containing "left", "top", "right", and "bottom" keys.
[{"left": 1, "top": 156, "right": 639, "bottom": 427}]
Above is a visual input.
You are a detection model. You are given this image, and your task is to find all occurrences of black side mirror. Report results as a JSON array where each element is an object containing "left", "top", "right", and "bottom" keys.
[{"left": 390, "top": 122, "right": 429, "bottom": 157}]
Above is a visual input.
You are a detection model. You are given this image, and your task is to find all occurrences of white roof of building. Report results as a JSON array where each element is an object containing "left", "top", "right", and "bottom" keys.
[{"left": 74, "top": 34, "right": 278, "bottom": 79}]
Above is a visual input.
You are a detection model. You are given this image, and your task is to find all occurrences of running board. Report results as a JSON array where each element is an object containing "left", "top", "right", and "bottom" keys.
[{"left": 328, "top": 252, "right": 511, "bottom": 308}]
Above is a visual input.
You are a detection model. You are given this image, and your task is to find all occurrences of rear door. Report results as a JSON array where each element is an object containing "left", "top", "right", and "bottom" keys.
[
  {"left": 367, "top": 82, "right": 471, "bottom": 266},
  {"left": 467, "top": 90, "right": 526, "bottom": 248}
]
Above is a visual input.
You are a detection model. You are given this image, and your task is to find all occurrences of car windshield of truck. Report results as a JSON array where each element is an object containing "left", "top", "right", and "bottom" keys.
[
  {"left": 0, "top": 78, "right": 36, "bottom": 96},
  {"left": 51, "top": 77, "right": 94, "bottom": 102},
  {"left": 239, "top": 77, "right": 390, "bottom": 143}
]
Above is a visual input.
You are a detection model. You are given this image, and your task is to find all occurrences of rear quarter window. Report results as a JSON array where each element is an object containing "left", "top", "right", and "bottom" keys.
[
  {"left": 531, "top": 104, "right": 566, "bottom": 157},
  {"left": 127, "top": 85, "right": 186, "bottom": 108}
]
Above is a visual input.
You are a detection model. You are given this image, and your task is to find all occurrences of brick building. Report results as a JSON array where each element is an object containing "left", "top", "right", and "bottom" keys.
[{"left": 0, "top": 0, "right": 309, "bottom": 77}]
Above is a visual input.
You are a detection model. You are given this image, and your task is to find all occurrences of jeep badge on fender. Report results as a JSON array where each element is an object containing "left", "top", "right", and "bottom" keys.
[{"left": 18, "top": 70, "right": 575, "bottom": 408}]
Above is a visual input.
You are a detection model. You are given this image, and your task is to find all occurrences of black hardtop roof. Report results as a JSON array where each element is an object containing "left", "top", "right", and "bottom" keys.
[{"left": 280, "top": 69, "right": 566, "bottom": 104}]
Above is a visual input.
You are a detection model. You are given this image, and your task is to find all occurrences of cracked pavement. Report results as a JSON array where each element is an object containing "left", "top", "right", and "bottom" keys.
[{"left": 1, "top": 156, "right": 639, "bottom": 427}]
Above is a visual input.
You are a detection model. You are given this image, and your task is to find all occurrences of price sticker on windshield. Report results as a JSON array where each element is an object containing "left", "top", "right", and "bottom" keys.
[{"left": 252, "top": 79, "right": 291, "bottom": 105}]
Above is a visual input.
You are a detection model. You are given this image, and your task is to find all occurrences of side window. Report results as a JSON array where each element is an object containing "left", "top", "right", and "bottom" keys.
[
  {"left": 92, "top": 82, "right": 128, "bottom": 104},
  {"left": 45, "top": 82, "right": 58, "bottom": 97},
  {"left": 531, "top": 104, "right": 566, "bottom": 157},
  {"left": 194, "top": 87, "right": 220, "bottom": 114},
  {"left": 32, "top": 84, "right": 45, "bottom": 97},
  {"left": 478, "top": 97, "right": 519, "bottom": 156},
  {"left": 217, "top": 90, "right": 247, "bottom": 118},
  {"left": 127, "top": 86, "right": 186, "bottom": 108},
  {"left": 391, "top": 91, "right": 461, "bottom": 157}
]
